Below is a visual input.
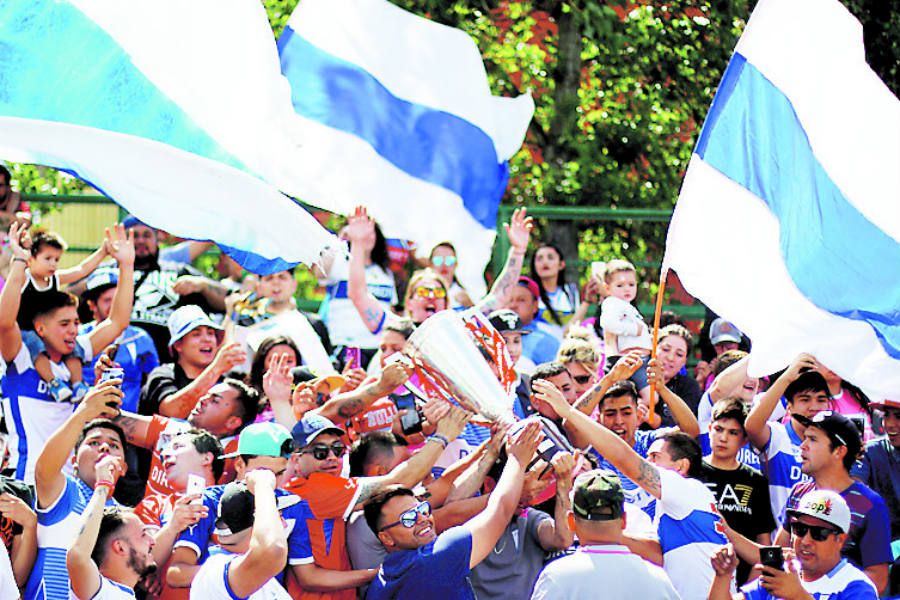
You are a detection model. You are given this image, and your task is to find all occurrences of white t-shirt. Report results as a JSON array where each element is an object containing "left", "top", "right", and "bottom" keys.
[
  {"left": 530, "top": 544, "right": 679, "bottom": 599},
  {"left": 190, "top": 552, "right": 291, "bottom": 600},
  {"left": 654, "top": 467, "right": 730, "bottom": 600},
  {"left": 319, "top": 255, "right": 397, "bottom": 349},
  {"left": 599, "top": 296, "right": 651, "bottom": 353}
]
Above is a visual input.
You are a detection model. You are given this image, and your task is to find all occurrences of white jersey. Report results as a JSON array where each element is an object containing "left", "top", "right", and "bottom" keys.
[
  {"left": 530, "top": 544, "right": 679, "bottom": 600},
  {"left": 761, "top": 421, "right": 810, "bottom": 527},
  {"left": 654, "top": 467, "right": 729, "bottom": 600},
  {"left": 0, "top": 542, "right": 16, "bottom": 600},
  {"left": 190, "top": 552, "right": 291, "bottom": 600},
  {"left": 319, "top": 256, "right": 397, "bottom": 349},
  {"left": 740, "top": 558, "right": 877, "bottom": 599},
  {"left": 2, "top": 338, "right": 93, "bottom": 483},
  {"left": 92, "top": 576, "right": 136, "bottom": 599}
]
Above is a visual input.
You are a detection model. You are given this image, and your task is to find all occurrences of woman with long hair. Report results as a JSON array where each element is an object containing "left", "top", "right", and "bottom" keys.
[
  {"left": 530, "top": 243, "right": 580, "bottom": 338},
  {"left": 429, "top": 241, "right": 473, "bottom": 309},
  {"left": 247, "top": 335, "right": 301, "bottom": 422}
]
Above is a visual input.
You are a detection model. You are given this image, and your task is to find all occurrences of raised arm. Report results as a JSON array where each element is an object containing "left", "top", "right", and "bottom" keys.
[
  {"left": 316, "top": 362, "right": 410, "bottom": 423},
  {"left": 708, "top": 355, "right": 750, "bottom": 403},
  {"left": 172, "top": 275, "right": 228, "bottom": 312},
  {"left": 745, "top": 353, "right": 816, "bottom": 450},
  {"left": 646, "top": 359, "right": 700, "bottom": 438},
  {"left": 57, "top": 240, "right": 109, "bottom": 285},
  {"left": 466, "top": 421, "right": 540, "bottom": 568},
  {"left": 227, "top": 470, "right": 288, "bottom": 598},
  {"left": 35, "top": 382, "right": 123, "bottom": 508},
  {"left": 66, "top": 459, "right": 121, "bottom": 600},
  {"left": 572, "top": 351, "right": 644, "bottom": 416},
  {"left": 0, "top": 223, "right": 27, "bottom": 361},
  {"left": 354, "top": 407, "right": 469, "bottom": 505},
  {"left": 533, "top": 379, "right": 662, "bottom": 499},
  {"left": 476, "top": 208, "right": 532, "bottom": 312},
  {"left": 157, "top": 341, "right": 245, "bottom": 418},
  {"left": 536, "top": 452, "right": 575, "bottom": 552},
  {"left": 112, "top": 410, "right": 154, "bottom": 450},
  {"left": 345, "top": 206, "right": 386, "bottom": 333},
  {"left": 87, "top": 225, "right": 134, "bottom": 355}
]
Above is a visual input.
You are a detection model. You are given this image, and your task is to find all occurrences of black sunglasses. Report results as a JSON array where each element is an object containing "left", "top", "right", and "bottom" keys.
[
  {"left": 572, "top": 375, "right": 593, "bottom": 385},
  {"left": 380, "top": 501, "right": 431, "bottom": 532},
  {"left": 300, "top": 442, "right": 347, "bottom": 460},
  {"left": 789, "top": 521, "right": 839, "bottom": 542}
]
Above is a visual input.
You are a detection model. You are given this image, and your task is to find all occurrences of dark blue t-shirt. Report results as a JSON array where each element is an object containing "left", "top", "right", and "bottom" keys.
[{"left": 367, "top": 526, "right": 473, "bottom": 600}]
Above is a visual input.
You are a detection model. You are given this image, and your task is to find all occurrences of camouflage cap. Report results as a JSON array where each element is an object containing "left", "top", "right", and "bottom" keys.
[{"left": 571, "top": 469, "right": 625, "bottom": 521}]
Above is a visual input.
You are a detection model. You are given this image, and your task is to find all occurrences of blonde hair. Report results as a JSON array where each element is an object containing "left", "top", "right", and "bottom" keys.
[
  {"left": 403, "top": 268, "right": 449, "bottom": 309},
  {"left": 556, "top": 337, "right": 600, "bottom": 371},
  {"left": 603, "top": 259, "right": 636, "bottom": 283}
]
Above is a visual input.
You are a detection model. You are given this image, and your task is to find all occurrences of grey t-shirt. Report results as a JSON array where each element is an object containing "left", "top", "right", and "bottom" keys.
[
  {"left": 347, "top": 510, "right": 385, "bottom": 598},
  {"left": 469, "top": 508, "right": 553, "bottom": 600}
]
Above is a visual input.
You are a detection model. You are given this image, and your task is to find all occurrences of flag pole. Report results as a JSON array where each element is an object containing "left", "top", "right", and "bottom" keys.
[{"left": 647, "top": 268, "right": 668, "bottom": 429}]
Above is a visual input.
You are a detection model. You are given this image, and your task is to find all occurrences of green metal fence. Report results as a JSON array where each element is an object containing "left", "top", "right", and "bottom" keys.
[{"left": 22, "top": 194, "right": 704, "bottom": 319}]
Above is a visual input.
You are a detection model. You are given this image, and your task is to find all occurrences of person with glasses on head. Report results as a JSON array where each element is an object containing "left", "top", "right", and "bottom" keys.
[
  {"left": 363, "top": 421, "right": 542, "bottom": 600},
  {"left": 345, "top": 205, "right": 533, "bottom": 334},
  {"left": 283, "top": 408, "right": 469, "bottom": 599},
  {"left": 556, "top": 333, "right": 601, "bottom": 399},
  {"left": 709, "top": 490, "right": 878, "bottom": 600},
  {"left": 429, "top": 242, "right": 473, "bottom": 309}
]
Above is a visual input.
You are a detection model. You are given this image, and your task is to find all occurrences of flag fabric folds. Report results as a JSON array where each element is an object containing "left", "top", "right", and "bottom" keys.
[
  {"left": 663, "top": 0, "right": 900, "bottom": 399},
  {"left": 0, "top": 0, "right": 337, "bottom": 274},
  {"left": 277, "top": 0, "right": 534, "bottom": 297}
]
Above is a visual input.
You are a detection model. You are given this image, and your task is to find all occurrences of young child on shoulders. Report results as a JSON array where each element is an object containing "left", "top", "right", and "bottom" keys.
[
  {"left": 16, "top": 229, "right": 111, "bottom": 402},
  {"left": 599, "top": 259, "right": 652, "bottom": 404}
]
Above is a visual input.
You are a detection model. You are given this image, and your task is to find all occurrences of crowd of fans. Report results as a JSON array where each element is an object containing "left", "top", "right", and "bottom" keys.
[{"left": 0, "top": 168, "right": 896, "bottom": 599}]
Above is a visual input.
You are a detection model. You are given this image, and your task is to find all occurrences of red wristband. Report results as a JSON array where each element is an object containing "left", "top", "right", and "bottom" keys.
[{"left": 95, "top": 480, "right": 115, "bottom": 494}]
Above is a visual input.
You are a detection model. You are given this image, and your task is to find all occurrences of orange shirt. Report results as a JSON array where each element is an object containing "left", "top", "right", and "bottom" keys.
[{"left": 283, "top": 472, "right": 361, "bottom": 600}]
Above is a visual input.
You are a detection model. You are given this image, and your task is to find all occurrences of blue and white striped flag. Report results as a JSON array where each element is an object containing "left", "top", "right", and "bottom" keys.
[
  {"left": 0, "top": 0, "right": 337, "bottom": 274},
  {"left": 663, "top": 0, "right": 900, "bottom": 399},
  {"left": 276, "top": 0, "right": 534, "bottom": 296}
]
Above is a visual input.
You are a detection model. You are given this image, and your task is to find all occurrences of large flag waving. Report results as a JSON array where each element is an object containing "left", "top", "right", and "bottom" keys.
[
  {"left": 276, "top": 0, "right": 534, "bottom": 297},
  {"left": 663, "top": 0, "right": 900, "bottom": 399},
  {"left": 0, "top": 0, "right": 337, "bottom": 273}
]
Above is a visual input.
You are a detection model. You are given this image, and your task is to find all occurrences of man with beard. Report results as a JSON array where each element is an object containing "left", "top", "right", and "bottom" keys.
[
  {"left": 115, "top": 379, "right": 259, "bottom": 498},
  {"left": 67, "top": 457, "right": 157, "bottom": 600},
  {"left": 28, "top": 380, "right": 128, "bottom": 600},
  {"left": 95, "top": 216, "right": 227, "bottom": 359}
]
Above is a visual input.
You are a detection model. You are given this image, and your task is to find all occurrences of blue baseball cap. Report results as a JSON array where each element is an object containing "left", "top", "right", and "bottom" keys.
[
  {"left": 291, "top": 413, "right": 345, "bottom": 450},
  {"left": 122, "top": 215, "right": 150, "bottom": 230}
]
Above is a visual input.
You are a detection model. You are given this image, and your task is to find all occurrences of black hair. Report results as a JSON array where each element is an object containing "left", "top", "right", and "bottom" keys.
[
  {"left": 530, "top": 361, "right": 569, "bottom": 390},
  {"left": 429, "top": 241, "right": 462, "bottom": 286},
  {"left": 349, "top": 432, "right": 408, "bottom": 477},
  {"left": 223, "top": 378, "right": 260, "bottom": 430},
  {"left": 658, "top": 310, "right": 683, "bottom": 328},
  {"left": 529, "top": 243, "right": 573, "bottom": 326},
  {"left": 370, "top": 222, "right": 391, "bottom": 272},
  {"left": 76, "top": 419, "right": 127, "bottom": 455},
  {"left": 599, "top": 380, "right": 639, "bottom": 408},
  {"left": 710, "top": 398, "right": 749, "bottom": 431},
  {"left": 248, "top": 335, "right": 302, "bottom": 390},
  {"left": 31, "top": 290, "right": 79, "bottom": 326},
  {"left": 30, "top": 230, "right": 67, "bottom": 257},
  {"left": 0, "top": 165, "right": 10, "bottom": 185},
  {"left": 92, "top": 506, "right": 130, "bottom": 566},
  {"left": 177, "top": 428, "right": 225, "bottom": 481},
  {"left": 364, "top": 485, "right": 415, "bottom": 535},
  {"left": 784, "top": 371, "right": 830, "bottom": 404},
  {"left": 659, "top": 431, "right": 703, "bottom": 478},
  {"left": 384, "top": 318, "right": 416, "bottom": 340}
]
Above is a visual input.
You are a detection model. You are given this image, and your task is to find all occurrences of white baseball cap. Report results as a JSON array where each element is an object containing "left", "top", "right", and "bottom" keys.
[
  {"left": 167, "top": 305, "right": 223, "bottom": 348},
  {"left": 786, "top": 489, "right": 851, "bottom": 533}
]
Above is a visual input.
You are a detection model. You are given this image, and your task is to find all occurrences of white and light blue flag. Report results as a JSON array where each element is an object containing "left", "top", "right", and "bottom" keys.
[
  {"left": 277, "top": 0, "right": 534, "bottom": 296},
  {"left": 0, "top": 0, "right": 337, "bottom": 273},
  {"left": 663, "top": 0, "right": 900, "bottom": 399}
]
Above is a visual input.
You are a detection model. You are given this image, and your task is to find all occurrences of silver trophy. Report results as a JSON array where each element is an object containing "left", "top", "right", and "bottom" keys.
[{"left": 406, "top": 310, "right": 515, "bottom": 425}]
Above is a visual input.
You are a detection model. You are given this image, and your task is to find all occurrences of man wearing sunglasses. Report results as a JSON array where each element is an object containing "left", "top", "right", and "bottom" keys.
[
  {"left": 284, "top": 408, "right": 469, "bottom": 599},
  {"left": 709, "top": 490, "right": 878, "bottom": 599},
  {"left": 363, "top": 421, "right": 542, "bottom": 600}
]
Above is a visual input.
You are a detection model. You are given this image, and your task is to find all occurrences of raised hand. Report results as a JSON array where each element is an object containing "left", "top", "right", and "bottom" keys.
[
  {"left": 608, "top": 351, "right": 644, "bottom": 384},
  {"left": 172, "top": 275, "right": 208, "bottom": 296},
  {"left": 345, "top": 205, "right": 375, "bottom": 245},
  {"left": 262, "top": 352, "right": 293, "bottom": 406},
  {"left": 506, "top": 421, "right": 541, "bottom": 466},
  {"left": 245, "top": 468, "right": 277, "bottom": 495},
  {"left": 550, "top": 452, "right": 576, "bottom": 495},
  {"left": 291, "top": 383, "right": 317, "bottom": 421},
  {"left": 377, "top": 361, "right": 411, "bottom": 393},
  {"left": 95, "top": 453, "right": 126, "bottom": 486},
  {"left": 78, "top": 379, "right": 124, "bottom": 421},
  {"left": 106, "top": 223, "right": 135, "bottom": 266},
  {"left": 6, "top": 222, "right": 29, "bottom": 261},
  {"left": 503, "top": 207, "right": 534, "bottom": 254},
  {"left": 533, "top": 379, "right": 572, "bottom": 420},
  {"left": 709, "top": 543, "right": 739, "bottom": 577},
  {"left": 211, "top": 341, "right": 246, "bottom": 376},
  {"left": 785, "top": 352, "right": 818, "bottom": 381},
  {"left": 434, "top": 405, "right": 470, "bottom": 442},
  {"left": 169, "top": 493, "right": 209, "bottom": 533}
]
